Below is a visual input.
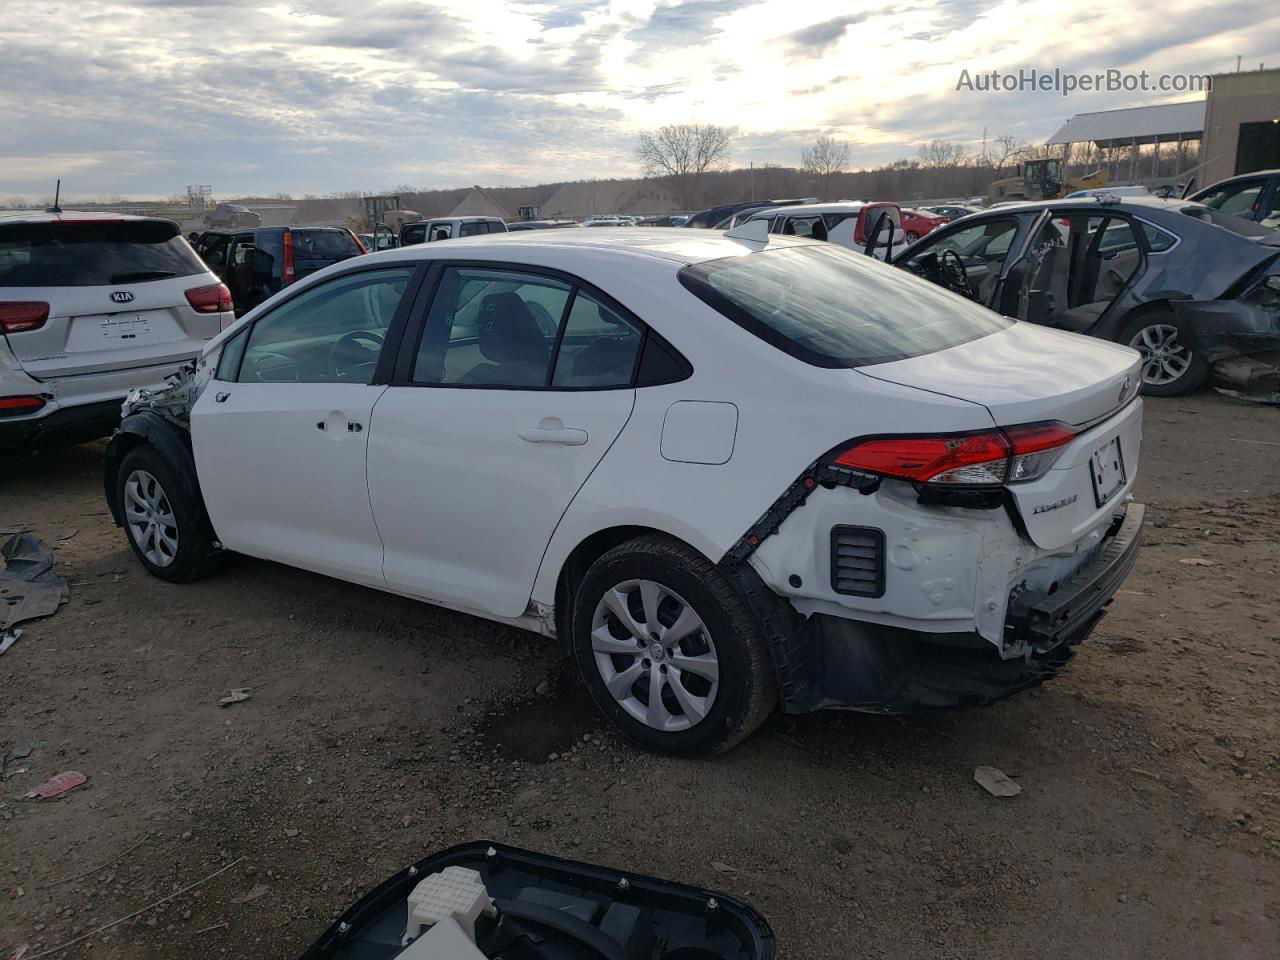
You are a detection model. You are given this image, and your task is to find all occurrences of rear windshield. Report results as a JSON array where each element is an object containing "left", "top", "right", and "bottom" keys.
[
  {"left": 0, "top": 220, "right": 206, "bottom": 287},
  {"left": 1178, "top": 204, "right": 1275, "bottom": 238},
  {"left": 678, "top": 244, "right": 1011, "bottom": 368},
  {"left": 292, "top": 229, "right": 361, "bottom": 260}
]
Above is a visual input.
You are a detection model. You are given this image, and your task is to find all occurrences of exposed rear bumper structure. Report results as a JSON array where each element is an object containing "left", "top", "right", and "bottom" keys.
[
  {"left": 0, "top": 398, "right": 123, "bottom": 453},
  {"left": 726, "top": 502, "right": 1145, "bottom": 715}
]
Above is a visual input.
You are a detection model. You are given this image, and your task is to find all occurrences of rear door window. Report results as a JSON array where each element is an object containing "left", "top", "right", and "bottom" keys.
[
  {"left": 292, "top": 229, "right": 361, "bottom": 261},
  {"left": 0, "top": 220, "right": 207, "bottom": 287},
  {"left": 680, "top": 244, "right": 1010, "bottom": 368},
  {"left": 411, "top": 267, "right": 570, "bottom": 386}
]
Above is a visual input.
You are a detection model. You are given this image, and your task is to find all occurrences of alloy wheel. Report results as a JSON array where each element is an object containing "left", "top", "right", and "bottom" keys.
[
  {"left": 1129, "top": 322, "right": 1192, "bottom": 386},
  {"left": 590, "top": 579, "right": 720, "bottom": 733},
  {"left": 124, "top": 469, "right": 179, "bottom": 568}
]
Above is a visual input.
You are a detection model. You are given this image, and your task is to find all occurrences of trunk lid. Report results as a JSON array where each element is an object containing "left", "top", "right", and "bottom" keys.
[
  {"left": 860, "top": 322, "right": 1142, "bottom": 427},
  {"left": 860, "top": 323, "right": 1145, "bottom": 550}
]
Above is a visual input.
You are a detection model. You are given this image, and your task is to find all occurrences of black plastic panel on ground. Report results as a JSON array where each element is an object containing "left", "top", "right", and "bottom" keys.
[{"left": 299, "top": 841, "right": 776, "bottom": 960}]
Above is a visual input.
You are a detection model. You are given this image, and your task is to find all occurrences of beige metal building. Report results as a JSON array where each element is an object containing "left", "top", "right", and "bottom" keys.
[{"left": 1201, "top": 67, "right": 1280, "bottom": 184}]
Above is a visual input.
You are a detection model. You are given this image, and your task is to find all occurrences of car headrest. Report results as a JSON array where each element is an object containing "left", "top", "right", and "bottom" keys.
[{"left": 478, "top": 292, "right": 546, "bottom": 363}]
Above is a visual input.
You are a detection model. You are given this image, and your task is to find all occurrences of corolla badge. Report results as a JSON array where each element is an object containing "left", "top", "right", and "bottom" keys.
[
  {"left": 109, "top": 291, "right": 135, "bottom": 304},
  {"left": 1119, "top": 375, "right": 1131, "bottom": 403},
  {"left": 1032, "top": 494, "right": 1078, "bottom": 515}
]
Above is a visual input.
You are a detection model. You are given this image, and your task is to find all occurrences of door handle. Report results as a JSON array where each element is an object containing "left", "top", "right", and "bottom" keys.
[
  {"left": 347, "top": 420, "right": 363, "bottom": 432},
  {"left": 518, "top": 426, "right": 588, "bottom": 446}
]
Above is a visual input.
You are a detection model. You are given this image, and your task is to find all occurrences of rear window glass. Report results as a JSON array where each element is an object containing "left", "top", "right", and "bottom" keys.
[
  {"left": 1178, "top": 205, "right": 1273, "bottom": 238},
  {"left": 678, "top": 244, "right": 1011, "bottom": 368},
  {"left": 292, "top": 229, "right": 361, "bottom": 260},
  {"left": 0, "top": 220, "right": 206, "bottom": 287}
]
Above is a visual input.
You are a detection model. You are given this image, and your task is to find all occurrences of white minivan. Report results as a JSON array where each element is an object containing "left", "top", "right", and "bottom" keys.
[{"left": 0, "top": 212, "right": 232, "bottom": 451}]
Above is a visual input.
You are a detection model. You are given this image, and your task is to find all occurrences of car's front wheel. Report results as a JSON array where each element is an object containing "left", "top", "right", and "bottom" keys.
[
  {"left": 906, "top": 231, "right": 920, "bottom": 243},
  {"left": 571, "top": 535, "right": 777, "bottom": 755},
  {"left": 1120, "top": 310, "right": 1208, "bottom": 396},
  {"left": 116, "top": 445, "right": 220, "bottom": 583}
]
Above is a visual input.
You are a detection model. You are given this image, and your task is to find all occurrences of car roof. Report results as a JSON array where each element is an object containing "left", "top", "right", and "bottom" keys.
[
  {"left": 963, "top": 196, "right": 1193, "bottom": 215},
  {"left": 366, "top": 225, "right": 820, "bottom": 265},
  {"left": 750, "top": 201, "right": 883, "bottom": 217},
  {"left": 0, "top": 210, "right": 170, "bottom": 225}
]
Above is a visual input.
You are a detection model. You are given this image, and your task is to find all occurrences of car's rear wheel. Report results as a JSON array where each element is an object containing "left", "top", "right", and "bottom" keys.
[
  {"left": 1120, "top": 310, "right": 1208, "bottom": 396},
  {"left": 116, "top": 445, "right": 220, "bottom": 583},
  {"left": 571, "top": 535, "right": 776, "bottom": 755}
]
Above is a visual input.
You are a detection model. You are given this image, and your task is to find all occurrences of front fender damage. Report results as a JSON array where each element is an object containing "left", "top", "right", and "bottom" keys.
[{"left": 103, "top": 361, "right": 212, "bottom": 531}]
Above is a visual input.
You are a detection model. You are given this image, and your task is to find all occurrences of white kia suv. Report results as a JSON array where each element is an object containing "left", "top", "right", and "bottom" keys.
[
  {"left": 103, "top": 228, "right": 1145, "bottom": 754},
  {"left": 0, "top": 212, "right": 232, "bottom": 452}
]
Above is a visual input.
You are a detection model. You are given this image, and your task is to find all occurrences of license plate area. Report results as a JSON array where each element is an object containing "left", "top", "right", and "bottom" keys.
[
  {"left": 98, "top": 314, "right": 153, "bottom": 341},
  {"left": 1090, "top": 436, "right": 1126, "bottom": 507}
]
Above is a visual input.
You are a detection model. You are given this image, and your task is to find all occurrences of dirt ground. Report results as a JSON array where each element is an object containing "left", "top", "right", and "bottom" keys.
[{"left": 2, "top": 390, "right": 1277, "bottom": 960}]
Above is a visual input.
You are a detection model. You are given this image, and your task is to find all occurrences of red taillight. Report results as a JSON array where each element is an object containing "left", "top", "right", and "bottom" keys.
[
  {"left": 835, "top": 432, "right": 1012, "bottom": 485},
  {"left": 833, "top": 422, "right": 1076, "bottom": 487},
  {"left": 1005, "top": 422, "right": 1077, "bottom": 482},
  {"left": 185, "top": 283, "right": 233, "bottom": 314},
  {"left": 282, "top": 229, "right": 296, "bottom": 283},
  {"left": 0, "top": 301, "right": 50, "bottom": 334},
  {"left": 0, "top": 395, "right": 46, "bottom": 416}
]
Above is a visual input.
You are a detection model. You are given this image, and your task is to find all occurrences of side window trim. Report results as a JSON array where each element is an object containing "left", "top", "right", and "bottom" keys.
[
  {"left": 390, "top": 259, "right": 691, "bottom": 392},
  {"left": 230, "top": 261, "right": 428, "bottom": 385}
]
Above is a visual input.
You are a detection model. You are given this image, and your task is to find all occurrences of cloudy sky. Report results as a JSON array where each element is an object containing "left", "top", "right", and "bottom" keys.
[{"left": 1, "top": 0, "right": 1277, "bottom": 199}]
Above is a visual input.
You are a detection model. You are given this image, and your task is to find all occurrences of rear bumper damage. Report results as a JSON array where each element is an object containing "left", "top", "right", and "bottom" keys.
[
  {"left": 725, "top": 502, "right": 1144, "bottom": 714},
  {"left": 1174, "top": 299, "right": 1280, "bottom": 364}
]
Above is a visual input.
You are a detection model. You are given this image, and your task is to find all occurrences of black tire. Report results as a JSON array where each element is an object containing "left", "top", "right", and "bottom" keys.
[
  {"left": 570, "top": 535, "right": 777, "bottom": 756},
  {"left": 1118, "top": 309, "right": 1208, "bottom": 397},
  {"left": 115, "top": 445, "right": 221, "bottom": 583},
  {"left": 906, "top": 231, "right": 920, "bottom": 243}
]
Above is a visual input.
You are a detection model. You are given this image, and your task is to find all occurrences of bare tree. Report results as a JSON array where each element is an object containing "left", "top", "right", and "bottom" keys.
[
  {"left": 801, "top": 136, "right": 851, "bottom": 199},
  {"left": 991, "top": 135, "right": 1031, "bottom": 173},
  {"left": 916, "top": 139, "right": 967, "bottom": 168},
  {"left": 636, "top": 123, "right": 733, "bottom": 209}
]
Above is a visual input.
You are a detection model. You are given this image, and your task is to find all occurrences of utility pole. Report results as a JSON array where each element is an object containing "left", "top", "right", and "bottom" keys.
[{"left": 750, "top": 162, "right": 755, "bottom": 201}]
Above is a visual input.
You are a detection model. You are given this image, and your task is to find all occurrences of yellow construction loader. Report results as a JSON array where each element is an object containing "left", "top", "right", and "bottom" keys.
[{"left": 987, "top": 158, "right": 1108, "bottom": 204}]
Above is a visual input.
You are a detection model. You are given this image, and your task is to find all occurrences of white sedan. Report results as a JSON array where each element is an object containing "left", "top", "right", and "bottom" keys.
[{"left": 104, "top": 228, "right": 1146, "bottom": 754}]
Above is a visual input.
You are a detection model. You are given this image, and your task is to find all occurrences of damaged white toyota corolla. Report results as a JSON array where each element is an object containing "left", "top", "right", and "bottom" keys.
[{"left": 104, "top": 226, "right": 1145, "bottom": 754}]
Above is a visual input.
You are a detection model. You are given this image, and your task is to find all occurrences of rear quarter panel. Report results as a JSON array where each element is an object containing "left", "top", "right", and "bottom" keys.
[{"left": 527, "top": 250, "right": 995, "bottom": 607}]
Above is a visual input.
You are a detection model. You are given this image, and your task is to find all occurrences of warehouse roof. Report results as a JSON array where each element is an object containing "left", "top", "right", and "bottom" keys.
[{"left": 1046, "top": 100, "right": 1205, "bottom": 147}]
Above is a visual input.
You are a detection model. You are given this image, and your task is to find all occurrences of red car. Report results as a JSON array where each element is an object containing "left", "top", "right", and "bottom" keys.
[{"left": 900, "top": 208, "right": 947, "bottom": 243}]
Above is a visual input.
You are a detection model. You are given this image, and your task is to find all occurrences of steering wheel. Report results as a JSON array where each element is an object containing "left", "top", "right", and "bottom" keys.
[
  {"left": 940, "top": 250, "right": 976, "bottom": 300},
  {"left": 327, "top": 330, "right": 385, "bottom": 380}
]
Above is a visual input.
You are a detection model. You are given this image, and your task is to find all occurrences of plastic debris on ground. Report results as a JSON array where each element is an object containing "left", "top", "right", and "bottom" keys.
[
  {"left": 0, "top": 533, "right": 70, "bottom": 632},
  {"left": 218, "top": 688, "right": 252, "bottom": 707},
  {"left": 25, "top": 770, "right": 87, "bottom": 800},
  {"left": 231, "top": 883, "right": 270, "bottom": 904},
  {"left": 0, "top": 627, "right": 22, "bottom": 656},
  {"left": 974, "top": 766, "right": 1022, "bottom": 797}
]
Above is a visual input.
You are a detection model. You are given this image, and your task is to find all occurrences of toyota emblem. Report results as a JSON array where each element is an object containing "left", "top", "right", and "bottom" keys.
[
  {"left": 1119, "top": 375, "right": 1131, "bottom": 403},
  {"left": 109, "top": 291, "right": 135, "bottom": 304}
]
